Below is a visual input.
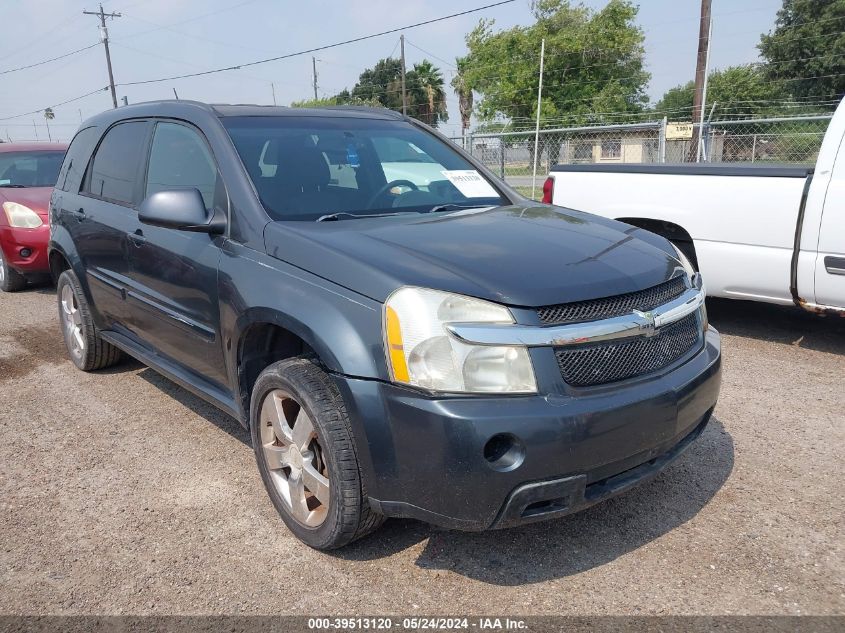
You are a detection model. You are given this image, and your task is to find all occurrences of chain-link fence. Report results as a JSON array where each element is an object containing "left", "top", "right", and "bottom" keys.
[{"left": 450, "top": 113, "right": 834, "bottom": 195}]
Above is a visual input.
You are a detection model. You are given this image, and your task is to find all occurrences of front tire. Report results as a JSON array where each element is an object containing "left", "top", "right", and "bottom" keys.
[
  {"left": 0, "top": 250, "right": 27, "bottom": 292},
  {"left": 57, "top": 270, "right": 122, "bottom": 371},
  {"left": 250, "top": 357, "right": 383, "bottom": 549}
]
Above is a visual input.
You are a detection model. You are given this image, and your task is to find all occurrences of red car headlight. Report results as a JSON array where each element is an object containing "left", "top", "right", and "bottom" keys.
[{"left": 2, "top": 201, "right": 43, "bottom": 228}]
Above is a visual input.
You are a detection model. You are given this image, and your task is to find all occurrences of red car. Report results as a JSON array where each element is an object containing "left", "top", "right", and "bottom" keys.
[{"left": 0, "top": 142, "right": 67, "bottom": 291}]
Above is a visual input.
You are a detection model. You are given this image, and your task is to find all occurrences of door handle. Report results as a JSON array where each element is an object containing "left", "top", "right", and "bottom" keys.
[
  {"left": 824, "top": 256, "right": 845, "bottom": 276},
  {"left": 67, "top": 207, "right": 86, "bottom": 222},
  {"left": 129, "top": 230, "right": 146, "bottom": 247}
]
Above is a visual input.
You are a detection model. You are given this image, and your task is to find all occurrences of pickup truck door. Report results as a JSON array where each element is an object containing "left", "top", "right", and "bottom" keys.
[
  {"left": 814, "top": 134, "right": 845, "bottom": 309},
  {"left": 125, "top": 120, "right": 229, "bottom": 387}
]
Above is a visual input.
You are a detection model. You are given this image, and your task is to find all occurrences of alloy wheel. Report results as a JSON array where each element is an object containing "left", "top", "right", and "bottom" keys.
[
  {"left": 259, "top": 389, "right": 330, "bottom": 527},
  {"left": 60, "top": 284, "right": 85, "bottom": 359},
  {"left": 0, "top": 252, "right": 5, "bottom": 285}
]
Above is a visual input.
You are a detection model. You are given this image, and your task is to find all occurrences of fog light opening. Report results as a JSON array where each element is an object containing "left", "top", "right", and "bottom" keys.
[
  {"left": 19, "top": 248, "right": 32, "bottom": 258},
  {"left": 483, "top": 433, "right": 525, "bottom": 472}
]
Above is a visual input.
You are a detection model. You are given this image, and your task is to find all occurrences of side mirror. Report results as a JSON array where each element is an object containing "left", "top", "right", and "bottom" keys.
[{"left": 138, "top": 189, "right": 224, "bottom": 234}]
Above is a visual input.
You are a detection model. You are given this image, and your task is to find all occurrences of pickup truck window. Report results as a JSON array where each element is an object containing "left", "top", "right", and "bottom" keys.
[
  {"left": 85, "top": 121, "right": 147, "bottom": 205},
  {"left": 146, "top": 122, "right": 217, "bottom": 209},
  {"left": 222, "top": 115, "right": 507, "bottom": 221}
]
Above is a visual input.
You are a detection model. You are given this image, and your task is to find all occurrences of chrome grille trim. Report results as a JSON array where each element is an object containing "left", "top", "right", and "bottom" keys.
[{"left": 445, "top": 274, "right": 705, "bottom": 348}]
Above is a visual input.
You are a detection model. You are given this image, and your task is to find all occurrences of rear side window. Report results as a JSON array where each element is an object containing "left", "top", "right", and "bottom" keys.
[
  {"left": 57, "top": 126, "right": 98, "bottom": 192},
  {"left": 145, "top": 122, "right": 217, "bottom": 209},
  {"left": 85, "top": 121, "right": 148, "bottom": 204}
]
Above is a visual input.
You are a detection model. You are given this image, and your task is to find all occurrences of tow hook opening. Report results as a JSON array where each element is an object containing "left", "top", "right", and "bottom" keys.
[
  {"left": 483, "top": 433, "right": 525, "bottom": 472},
  {"left": 522, "top": 497, "right": 569, "bottom": 518}
]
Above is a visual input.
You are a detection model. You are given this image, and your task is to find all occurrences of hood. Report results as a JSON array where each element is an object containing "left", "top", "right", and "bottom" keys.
[
  {"left": 0, "top": 186, "right": 53, "bottom": 218},
  {"left": 264, "top": 204, "right": 683, "bottom": 307}
]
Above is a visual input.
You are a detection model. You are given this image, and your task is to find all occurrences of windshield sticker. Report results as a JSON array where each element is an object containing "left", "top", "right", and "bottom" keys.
[{"left": 440, "top": 170, "right": 498, "bottom": 198}]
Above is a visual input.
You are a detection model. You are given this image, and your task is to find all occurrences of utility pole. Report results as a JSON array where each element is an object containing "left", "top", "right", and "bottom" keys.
[
  {"left": 531, "top": 38, "right": 546, "bottom": 200},
  {"left": 83, "top": 4, "right": 121, "bottom": 109},
  {"left": 400, "top": 34, "right": 407, "bottom": 116},
  {"left": 690, "top": 0, "right": 712, "bottom": 162},
  {"left": 312, "top": 57, "right": 318, "bottom": 101},
  {"left": 271, "top": 82, "right": 277, "bottom": 106}
]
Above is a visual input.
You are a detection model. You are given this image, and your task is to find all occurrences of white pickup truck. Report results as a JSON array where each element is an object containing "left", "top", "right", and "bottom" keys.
[{"left": 543, "top": 98, "right": 845, "bottom": 315}]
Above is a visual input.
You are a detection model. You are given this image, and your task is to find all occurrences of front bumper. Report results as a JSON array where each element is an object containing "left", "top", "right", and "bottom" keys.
[
  {"left": 0, "top": 223, "right": 50, "bottom": 274},
  {"left": 335, "top": 328, "right": 721, "bottom": 531}
]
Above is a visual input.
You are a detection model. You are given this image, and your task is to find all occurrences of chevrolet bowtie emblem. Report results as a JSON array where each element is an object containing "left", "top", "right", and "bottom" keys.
[{"left": 633, "top": 309, "right": 658, "bottom": 337}]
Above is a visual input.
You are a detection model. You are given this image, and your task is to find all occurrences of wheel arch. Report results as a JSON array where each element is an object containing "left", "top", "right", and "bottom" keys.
[
  {"left": 230, "top": 307, "right": 375, "bottom": 428},
  {"left": 616, "top": 217, "right": 698, "bottom": 269}
]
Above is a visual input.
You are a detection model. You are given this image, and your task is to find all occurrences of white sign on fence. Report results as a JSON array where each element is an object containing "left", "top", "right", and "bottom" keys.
[{"left": 666, "top": 122, "right": 694, "bottom": 140}]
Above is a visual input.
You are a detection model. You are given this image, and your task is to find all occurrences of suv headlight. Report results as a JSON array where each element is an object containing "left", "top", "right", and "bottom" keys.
[
  {"left": 384, "top": 287, "right": 537, "bottom": 394},
  {"left": 2, "top": 202, "right": 43, "bottom": 228}
]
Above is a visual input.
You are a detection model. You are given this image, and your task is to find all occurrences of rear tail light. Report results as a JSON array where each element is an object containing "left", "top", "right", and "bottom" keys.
[{"left": 541, "top": 177, "right": 554, "bottom": 204}]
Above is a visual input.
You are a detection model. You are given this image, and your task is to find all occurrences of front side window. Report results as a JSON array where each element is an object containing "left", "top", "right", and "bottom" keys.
[
  {"left": 145, "top": 122, "right": 218, "bottom": 209},
  {"left": 86, "top": 121, "right": 148, "bottom": 204},
  {"left": 0, "top": 150, "right": 65, "bottom": 188},
  {"left": 222, "top": 115, "right": 507, "bottom": 221}
]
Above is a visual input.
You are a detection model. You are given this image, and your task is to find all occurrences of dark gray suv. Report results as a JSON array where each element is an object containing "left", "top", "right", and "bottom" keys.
[{"left": 48, "top": 101, "right": 721, "bottom": 549}]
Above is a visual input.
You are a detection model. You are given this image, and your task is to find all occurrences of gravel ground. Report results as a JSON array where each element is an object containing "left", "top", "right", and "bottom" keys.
[{"left": 0, "top": 283, "right": 843, "bottom": 616}]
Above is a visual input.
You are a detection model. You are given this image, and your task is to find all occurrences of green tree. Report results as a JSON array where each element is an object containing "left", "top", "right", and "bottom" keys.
[
  {"left": 347, "top": 57, "right": 449, "bottom": 126},
  {"left": 451, "top": 56, "right": 475, "bottom": 140},
  {"left": 290, "top": 92, "right": 381, "bottom": 108},
  {"left": 43, "top": 107, "right": 55, "bottom": 142},
  {"left": 654, "top": 65, "right": 788, "bottom": 119},
  {"left": 409, "top": 60, "right": 448, "bottom": 127},
  {"left": 351, "top": 58, "right": 405, "bottom": 110},
  {"left": 759, "top": 0, "right": 845, "bottom": 100},
  {"left": 463, "top": 0, "right": 650, "bottom": 129}
]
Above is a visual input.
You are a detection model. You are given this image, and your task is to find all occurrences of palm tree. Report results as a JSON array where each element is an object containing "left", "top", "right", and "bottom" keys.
[
  {"left": 410, "top": 60, "right": 448, "bottom": 128},
  {"left": 43, "top": 107, "right": 54, "bottom": 142},
  {"left": 451, "top": 57, "right": 474, "bottom": 148}
]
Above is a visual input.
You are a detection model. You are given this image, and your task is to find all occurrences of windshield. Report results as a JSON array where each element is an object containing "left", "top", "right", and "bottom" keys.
[
  {"left": 0, "top": 150, "right": 65, "bottom": 188},
  {"left": 222, "top": 115, "right": 507, "bottom": 221}
]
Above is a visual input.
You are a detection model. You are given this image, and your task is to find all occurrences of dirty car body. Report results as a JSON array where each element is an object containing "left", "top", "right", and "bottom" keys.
[{"left": 49, "top": 101, "right": 720, "bottom": 547}]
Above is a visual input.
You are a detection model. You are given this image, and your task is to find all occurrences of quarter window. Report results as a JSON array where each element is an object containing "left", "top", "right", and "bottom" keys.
[
  {"left": 86, "top": 121, "right": 148, "bottom": 204},
  {"left": 145, "top": 122, "right": 218, "bottom": 209}
]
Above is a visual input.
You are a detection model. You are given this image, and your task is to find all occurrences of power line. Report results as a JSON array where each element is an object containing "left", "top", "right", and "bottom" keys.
[
  {"left": 0, "top": 43, "right": 100, "bottom": 76},
  {"left": 0, "top": 87, "right": 108, "bottom": 122},
  {"left": 114, "top": 0, "right": 517, "bottom": 88}
]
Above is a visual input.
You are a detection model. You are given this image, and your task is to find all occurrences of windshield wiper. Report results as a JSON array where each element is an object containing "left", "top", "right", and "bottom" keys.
[
  {"left": 0, "top": 184, "right": 27, "bottom": 188},
  {"left": 316, "top": 211, "right": 417, "bottom": 222},
  {"left": 427, "top": 203, "right": 492, "bottom": 214}
]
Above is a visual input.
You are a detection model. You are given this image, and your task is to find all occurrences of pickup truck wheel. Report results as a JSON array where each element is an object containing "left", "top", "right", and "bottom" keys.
[
  {"left": 0, "top": 250, "right": 27, "bottom": 292},
  {"left": 56, "top": 270, "right": 123, "bottom": 371},
  {"left": 251, "top": 357, "right": 384, "bottom": 550}
]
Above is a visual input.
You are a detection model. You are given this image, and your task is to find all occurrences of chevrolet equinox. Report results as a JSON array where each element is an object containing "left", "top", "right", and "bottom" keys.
[{"left": 49, "top": 101, "right": 721, "bottom": 549}]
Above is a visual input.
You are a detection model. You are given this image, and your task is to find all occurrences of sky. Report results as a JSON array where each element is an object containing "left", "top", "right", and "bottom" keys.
[{"left": 0, "top": 0, "right": 785, "bottom": 142}]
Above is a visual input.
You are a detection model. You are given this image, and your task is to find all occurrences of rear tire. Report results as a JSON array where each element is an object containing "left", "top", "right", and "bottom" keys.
[
  {"left": 250, "top": 357, "right": 384, "bottom": 549},
  {"left": 0, "top": 250, "right": 27, "bottom": 292},
  {"left": 57, "top": 270, "right": 123, "bottom": 371}
]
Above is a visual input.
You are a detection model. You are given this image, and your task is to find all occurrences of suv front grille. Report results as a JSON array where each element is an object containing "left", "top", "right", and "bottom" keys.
[
  {"left": 537, "top": 276, "right": 687, "bottom": 325},
  {"left": 554, "top": 312, "right": 701, "bottom": 387}
]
